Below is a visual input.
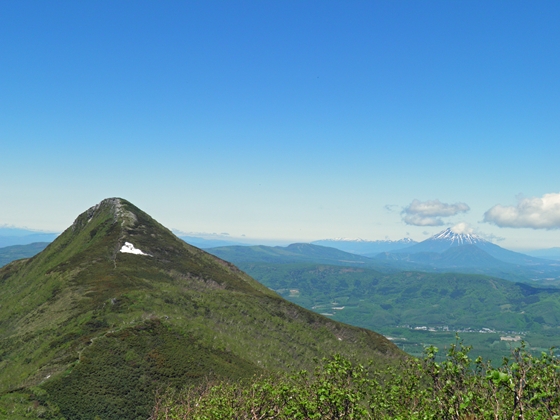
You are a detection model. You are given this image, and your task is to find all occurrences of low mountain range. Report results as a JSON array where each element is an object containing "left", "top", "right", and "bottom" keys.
[
  {"left": 5, "top": 228, "right": 558, "bottom": 279},
  {"left": 0, "top": 227, "right": 58, "bottom": 248},
  {"left": 207, "top": 243, "right": 376, "bottom": 266},
  {"left": 208, "top": 233, "right": 560, "bottom": 283},
  {"left": 525, "top": 247, "right": 560, "bottom": 261},
  {"left": 0, "top": 242, "right": 50, "bottom": 268},
  {"left": 0, "top": 198, "right": 401, "bottom": 419},
  {"left": 311, "top": 238, "right": 417, "bottom": 255},
  {"left": 178, "top": 235, "right": 247, "bottom": 248}
]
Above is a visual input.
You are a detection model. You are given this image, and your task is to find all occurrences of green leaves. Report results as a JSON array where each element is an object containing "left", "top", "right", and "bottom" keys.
[
  {"left": 153, "top": 338, "right": 560, "bottom": 420},
  {"left": 487, "top": 369, "right": 510, "bottom": 385}
]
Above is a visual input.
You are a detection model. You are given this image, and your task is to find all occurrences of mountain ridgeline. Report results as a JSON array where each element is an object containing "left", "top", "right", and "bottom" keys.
[
  {"left": 208, "top": 233, "right": 560, "bottom": 283},
  {"left": 0, "top": 198, "right": 401, "bottom": 419},
  {"left": 310, "top": 238, "right": 417, "bottom": 255}
]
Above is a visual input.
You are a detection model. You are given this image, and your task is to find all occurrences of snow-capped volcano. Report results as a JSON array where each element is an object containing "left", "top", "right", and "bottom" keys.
[
  {"left": 391, "top": 225, "right": 488, "bottom": 254},
  {"left": 389, "top": 225, "right": 548, "bottom": 267},
  {"left": 431, "top": 227, "right": 486, "bottom": 246}
]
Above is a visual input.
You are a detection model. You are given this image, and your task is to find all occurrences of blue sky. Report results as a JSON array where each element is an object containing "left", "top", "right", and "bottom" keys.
[{"left": 1, "top": 1, "right": 559, "bottom": 249}]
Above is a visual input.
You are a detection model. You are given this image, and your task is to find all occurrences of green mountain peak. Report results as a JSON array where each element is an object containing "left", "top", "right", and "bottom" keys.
[{"left": 0, "top": 198, "right": 401, "bottom": 419}]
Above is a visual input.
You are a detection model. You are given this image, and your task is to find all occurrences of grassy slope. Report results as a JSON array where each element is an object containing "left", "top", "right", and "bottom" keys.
[{"left": 0, "top": 199, "right": 401, "bottom": 419}]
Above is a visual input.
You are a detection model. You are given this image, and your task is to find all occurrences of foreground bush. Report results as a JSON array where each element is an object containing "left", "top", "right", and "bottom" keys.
[{"left": 151, "top": 339, "right": 560, "bottom": 419}]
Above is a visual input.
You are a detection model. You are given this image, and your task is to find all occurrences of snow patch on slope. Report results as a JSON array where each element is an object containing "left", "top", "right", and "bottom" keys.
[{"left": 120, "top": 242, "right": 151, "bottom": 256}]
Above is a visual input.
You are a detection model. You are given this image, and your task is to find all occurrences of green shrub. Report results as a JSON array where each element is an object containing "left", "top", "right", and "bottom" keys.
[{"left": 152, "top": 337, "right": 560, "bottom": 420}]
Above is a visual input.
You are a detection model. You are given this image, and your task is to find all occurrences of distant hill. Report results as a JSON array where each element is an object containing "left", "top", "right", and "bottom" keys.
[
  {"left": 0, "top": 198, "right": 401, "bottom": 419},
  {"left": 525, "top": 247, "right": 560, "bottom": 261},
  {"left": 178, "top": 235, "right": 247, "bottom": 248},
  {"left": 207, "top": 243, "right": 376, "bottom": 265},
  {"left": 0, "top": 227, "right": 58, "bottom": 248},
  {"left": 206, "top": 242, "right": 416, "bottom": 273},
  {"left": 0, "top": 242, "right": 50, "bottom": 267},
  {"left": 312, "top": 238, "right": 417, "bottom": 255},
  {"left": 378, "top": 244, "right": 509, "bottom": 269}
]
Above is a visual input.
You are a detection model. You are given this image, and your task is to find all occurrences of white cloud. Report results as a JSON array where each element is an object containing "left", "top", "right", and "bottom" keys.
[
  {"left": 480, "top": 233, "right": 506, "bottom": 242},
  {"left": 402, "top": 214, "right": 444, "bottom": 226},
  {"left": 483, "top": 193, "right": 560, "bottom": 229},
  {"left": 450, "top": 222, "right": 473, "bottom": 234},
  {"left": 402, "top": 199, "right": 470, "bottom": 226}
]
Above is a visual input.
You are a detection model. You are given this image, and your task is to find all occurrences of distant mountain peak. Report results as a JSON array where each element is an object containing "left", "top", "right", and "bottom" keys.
[
  {"left": 431, "top": 226, "right": 486, "bottom": 246},
  {"left": 394, "top": 237, "right": 415, "bottom": 243},
  {"left": 310, "top": 237, "right": 418, "bottom": 256}
]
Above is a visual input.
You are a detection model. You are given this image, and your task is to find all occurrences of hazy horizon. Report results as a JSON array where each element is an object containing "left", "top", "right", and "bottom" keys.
[{"left": 1, "top": 220, "right": 557, "bottom": 253}]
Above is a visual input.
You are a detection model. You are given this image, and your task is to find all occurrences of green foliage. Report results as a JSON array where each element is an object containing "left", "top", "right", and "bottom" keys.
[
  {"left": 152, "top": 355, "right": 372, "bottom": 420},
  {"left": 0, "top": 391, "right": 64, "bottom": 419},
  {"left": 152, "top": 337, "right": 560, "bottom": 420}
]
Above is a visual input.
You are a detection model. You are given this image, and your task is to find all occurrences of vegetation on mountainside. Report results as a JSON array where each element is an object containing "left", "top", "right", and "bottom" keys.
[
  {"left": 234, "top": 262, "right": 560, "bottom": 362},
  {"left": 152, "top": 338, "right": 560, "bottom": 420},
  {"left": 39, "top": 320, "right": 259, "bottom": 420}
]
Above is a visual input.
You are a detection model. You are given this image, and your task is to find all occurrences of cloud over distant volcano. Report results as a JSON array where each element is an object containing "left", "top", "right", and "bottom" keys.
[
  {"left": 484, "top": 193, "right": 560, "bottom": 229},
  {"left": 402, "top": 199, "right": 470, "bottom": 226}
]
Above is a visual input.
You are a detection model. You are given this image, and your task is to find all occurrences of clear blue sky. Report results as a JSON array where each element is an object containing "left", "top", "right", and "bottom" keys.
[{"left": 1, "top": 1, "right": 559, "bottom": 249}]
